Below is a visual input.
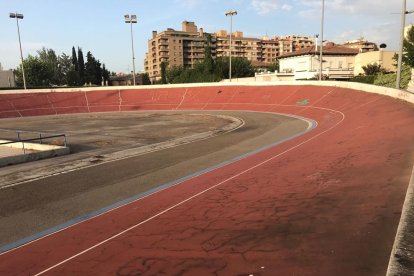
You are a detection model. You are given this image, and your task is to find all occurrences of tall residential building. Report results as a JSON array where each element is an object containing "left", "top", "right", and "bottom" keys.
[
  {"left": 144, "top": 21, "right": 315, "bottom": 80},
  {"left": 214, "top": 32, "right": 314, "bottom": 66},
  {"left": 215, "top": 30, "right": 263, "bottom": 64},
  {"left": 144, "top": 21, "right": 207, "bottom": 82}
]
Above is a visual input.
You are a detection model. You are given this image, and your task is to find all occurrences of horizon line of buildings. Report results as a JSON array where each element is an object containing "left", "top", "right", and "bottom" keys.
[{"left": 144, "top": 21, "right": 378, "bottom": 82}]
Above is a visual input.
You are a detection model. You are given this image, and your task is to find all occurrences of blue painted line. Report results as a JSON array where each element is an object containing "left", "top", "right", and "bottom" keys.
[{"left": 0, "top": 116, "right": 317, "bottom": 254}]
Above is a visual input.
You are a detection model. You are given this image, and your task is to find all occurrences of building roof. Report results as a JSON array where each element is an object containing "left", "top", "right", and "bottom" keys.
[{"left": 279, "top": 45, "right": 360, "bottom": 59}]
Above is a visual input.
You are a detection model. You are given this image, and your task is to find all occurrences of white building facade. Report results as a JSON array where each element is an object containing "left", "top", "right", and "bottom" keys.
[{"left": 279, "top": 44, "right": 359, "bottom": 80}]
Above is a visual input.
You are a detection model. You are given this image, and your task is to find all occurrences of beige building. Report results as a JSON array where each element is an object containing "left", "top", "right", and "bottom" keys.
[
  {"left": 145, "top": 21, "right": 207, "bottom": 82},
  {"left": 215, "top": 32, "right": 314, "bottom": 66},
  {"left": 144, "top": 21, "right": 315, "bottom": 80},
  {"left": 342, "top": 38, "right": 378, "bottom": 53},
  {"left": 354, "top": 50, "right": 397, "bottom": 75},
  {"left": 215, "top": 30, "right": 263, "bottom": 63}
]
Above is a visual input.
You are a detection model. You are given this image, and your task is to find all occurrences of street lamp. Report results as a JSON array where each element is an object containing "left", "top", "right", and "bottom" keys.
[
  {"left": 319, "top": 0, "right": 325, "bottom": 81},
  {"left": 225, "top": 10, "right": 237, "bottom": 82},
  {"left": 396, "top": 0, "right": 414, "bottom": 89},
  {"left": 9, "top": 12, "right": 27, "bottom": 90},
  {"left": 124, "top": 14, "right": 137, "bottom": 86}
]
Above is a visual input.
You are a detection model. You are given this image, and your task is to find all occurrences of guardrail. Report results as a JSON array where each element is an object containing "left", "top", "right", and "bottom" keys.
[{"left": 0, "top": 130, "right": 67, "bottom": 154}]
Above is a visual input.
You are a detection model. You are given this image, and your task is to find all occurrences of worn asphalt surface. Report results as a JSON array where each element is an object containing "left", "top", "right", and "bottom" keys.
[{"left": 0, "top": 111, "right": 307, "bottom": 248}]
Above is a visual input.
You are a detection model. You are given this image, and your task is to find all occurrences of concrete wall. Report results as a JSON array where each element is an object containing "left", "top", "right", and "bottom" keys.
[{"left": 354, "top": 50, "right": 397, "bottom": 75}]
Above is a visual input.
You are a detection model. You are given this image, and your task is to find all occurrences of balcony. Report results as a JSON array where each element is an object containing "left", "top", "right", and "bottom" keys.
[{"left": 158, "top": 40, "right": 169, "bottom": 46}]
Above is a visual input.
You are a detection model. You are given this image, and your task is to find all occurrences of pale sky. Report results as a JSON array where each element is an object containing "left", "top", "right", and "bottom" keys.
[{"left": 1, "top": 0, "right": 414, "bottom": 73}]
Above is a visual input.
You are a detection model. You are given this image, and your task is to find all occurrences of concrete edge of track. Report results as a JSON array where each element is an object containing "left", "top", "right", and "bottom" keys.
[
  {"left": 387, "top": 165, "right": 414, "bottom": 275},
  {"left": 0, "top": 113, "right": 317, "bottom": 254}
]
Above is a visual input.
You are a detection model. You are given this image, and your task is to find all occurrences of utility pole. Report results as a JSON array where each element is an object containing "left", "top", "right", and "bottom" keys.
[
  {"left": 319, "top": 0, "right": 325, "bottom": 81},
  {"left": 225, "top": 10, "right": 237, "bottom": 82}
]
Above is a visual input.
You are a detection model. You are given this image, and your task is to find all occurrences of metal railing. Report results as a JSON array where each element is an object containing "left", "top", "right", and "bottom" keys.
[{"left": 0, "top": 130, "right": 67, "bottom": 154}]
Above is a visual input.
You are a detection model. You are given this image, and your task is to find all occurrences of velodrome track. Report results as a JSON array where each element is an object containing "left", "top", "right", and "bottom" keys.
[{"left": 0, "top": 83, "right": 414, "bottom": 275}]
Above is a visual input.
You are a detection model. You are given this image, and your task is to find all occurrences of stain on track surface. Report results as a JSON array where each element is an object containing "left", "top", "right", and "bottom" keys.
[{"left": 0, "top": 85, "right": 413, "bottom": 275}]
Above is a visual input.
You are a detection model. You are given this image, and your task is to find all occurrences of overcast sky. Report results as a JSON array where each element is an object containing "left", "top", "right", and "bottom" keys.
[{"left": 1, "top": 0, "right": 414, "bottom": 72}]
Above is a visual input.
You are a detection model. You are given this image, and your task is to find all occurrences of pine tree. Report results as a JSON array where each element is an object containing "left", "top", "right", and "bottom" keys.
[
  {"left": 102, "top": 63, "right": 110, "bottom": 85},
  {"left": 95, "top": 59, "right": 103, "bottom": 85},
  {"left": 203, "top": 34, "right": 214, "bottom": 74},
  {"left": 71, "top": 46, "right": 79, "bottom": 72},
  {"left": 78, "top": 47, "right": 85, "bottom": 85}
]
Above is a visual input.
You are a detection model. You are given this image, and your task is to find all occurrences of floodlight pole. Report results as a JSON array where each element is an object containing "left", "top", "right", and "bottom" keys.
[
  {"left": 10, "top": 12, "right": 26, "bottom": 90},
  {"left": 125, "top": 15, "right": 137, "bottom": 86},
  {"left": 397, "top": 0, "right": 408, "bottom": 89},
  {"left": 319, "top": 0, "right": 325, "bottom": 81},
  {"left": 226, "top": 10, "right": 237, "bottom": 82}
]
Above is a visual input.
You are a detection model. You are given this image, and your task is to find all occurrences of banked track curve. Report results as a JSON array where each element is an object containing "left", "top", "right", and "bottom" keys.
[{"left": 0, "top": 84, "right": 414, "bottom": 275}]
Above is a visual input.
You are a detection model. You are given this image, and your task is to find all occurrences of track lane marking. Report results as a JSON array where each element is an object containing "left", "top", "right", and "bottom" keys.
[{"left": 32, "top": 110, "right": 344, "bottom": 275}]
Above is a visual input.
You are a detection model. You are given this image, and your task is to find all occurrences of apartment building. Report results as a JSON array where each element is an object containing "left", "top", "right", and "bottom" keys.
[
  {"left": 214, "top": 32, "right": 314, "bottom": 66},
  {"left": 215, "top": 30, "right": 263, "bottom": 63},
  {"left": 144, "top": 21, "right": 207, "bottom": 82},
  {"left": 144, "top": 21, "right": 315, "bottom": 80},
  {"left": 341, "top": 38, "right": 378, "bottom": 53}
]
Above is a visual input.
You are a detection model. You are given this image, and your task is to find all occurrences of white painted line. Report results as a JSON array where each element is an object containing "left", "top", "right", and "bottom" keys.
[{"left": 33, "top": 109, "right": 345, "bottom": 275}]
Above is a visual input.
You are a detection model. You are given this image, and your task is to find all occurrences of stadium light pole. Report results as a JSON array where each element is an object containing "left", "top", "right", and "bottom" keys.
[
  {"left": 9, "top": 12, "right": 26, "bottom": 90},
  {"left": 226, "top": 10, "right": 237, "bottom": 82},
  {"left": 124, "top": 14, "right": 137, "bottom": 86},
  {"left": 319, "top": 0, "right": 325, "bottom": 81},
  {"left": 396, "top": 0, "right": 414, "bottom": 89}
]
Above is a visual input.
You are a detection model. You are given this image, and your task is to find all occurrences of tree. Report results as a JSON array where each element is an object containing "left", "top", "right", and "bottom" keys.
[
  {"left": 57, "top": 53, "right": 73, "bottom": 85},
  {"left": 231, "top": 57, "right": 255, "bottom": 78},
  {"left": 362, "top": 63, "right": 385, "bottom": 75},
  {"left": 402, "top": 26, "right": 414, "bottom": 67},
  {"left": 71, "top": 46, "right": 79, "bottom": 71},
  {"left": 203, "top": 34, "right": 214, "bottom": 74},
  {"left": 37, "top": 47, "right": 61, "bottom": 85},
  {"left": 15, "top": 55, "right": 53, "bottom": 87},
  {"left": 70, "top": 46, "right": 81, "bottom": 85},
  {"left": 84, "top": 51, "right": 104, "bottom": 85},
  {"left": 160, "top": 61, "right": 168, "bottom": 84},
  {"left": 102, "top": 64, "right": 110, "bottom": 85},
  {"left": 267, "top": 60, "right": 279, "bottom": 72},
  {"left": 85, "top": 51, "right": 96, "bottom": 85},
  {"left": 77, "top": 47, "right": 85, "bottom": 85},
  {"left": 141, "top": 73, "right": 151, "bottom": 85}
]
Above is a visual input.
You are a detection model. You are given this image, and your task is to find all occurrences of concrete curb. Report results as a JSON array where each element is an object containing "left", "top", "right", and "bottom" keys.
[
  {"left": 0, "top": 140, "right": 70, "bottom": 167},
  {"left": 387, "top": 165, "right": 414, "bottom": 275}
]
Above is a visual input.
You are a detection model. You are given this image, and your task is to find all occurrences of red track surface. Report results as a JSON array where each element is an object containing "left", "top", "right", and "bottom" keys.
[{"left": 1, "top": 85, "right": 414, "bottom": 275}]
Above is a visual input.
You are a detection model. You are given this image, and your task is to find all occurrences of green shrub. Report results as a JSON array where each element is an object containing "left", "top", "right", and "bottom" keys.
[
  {"left": 351, "top": 66, "right": 412, "bottom": 89},
  {"left": 373, "top": 66, "right": 411, "bottom": 89},
  {"left": 350, "top": 75, "right": 375, "bottom": 84}
]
